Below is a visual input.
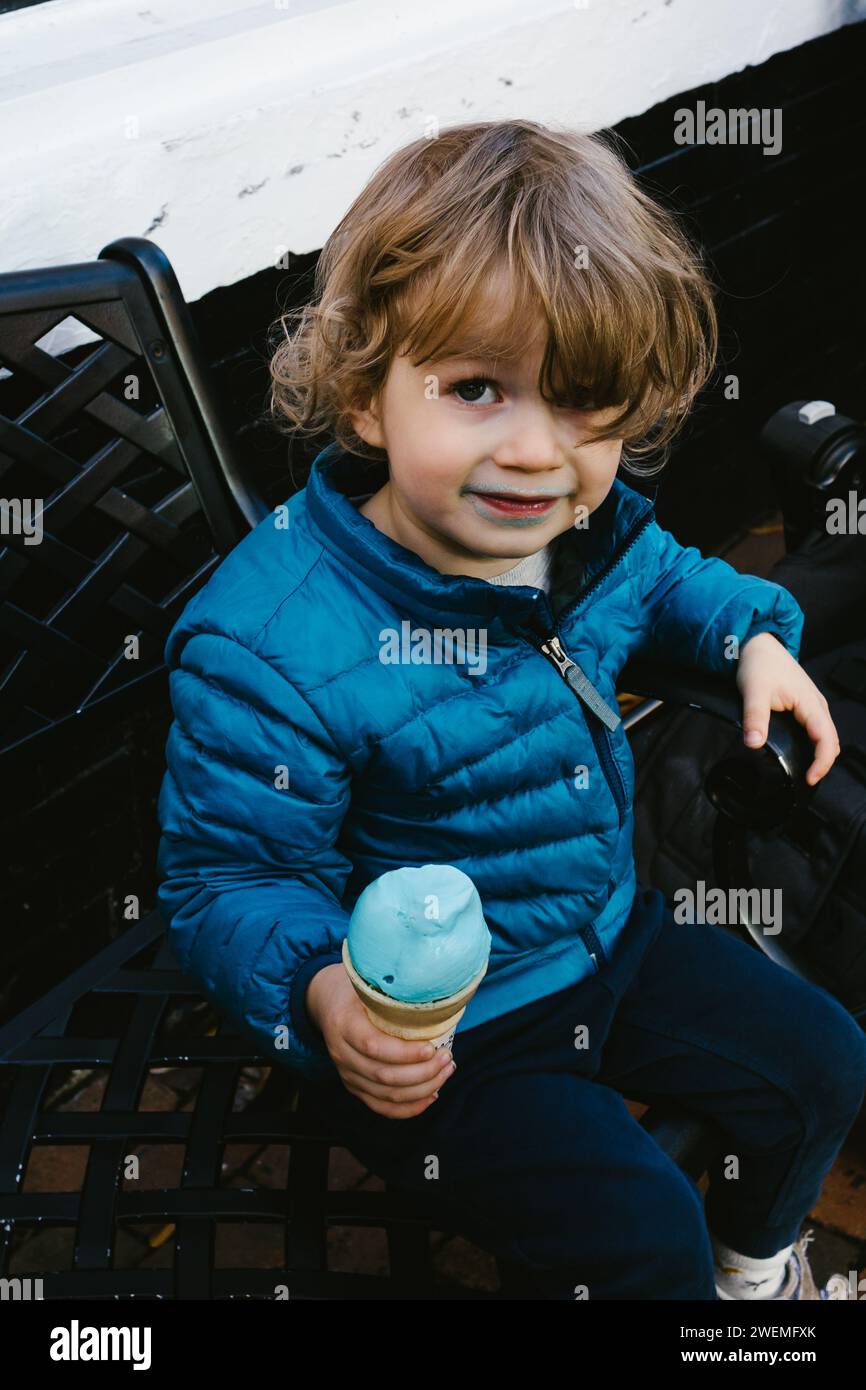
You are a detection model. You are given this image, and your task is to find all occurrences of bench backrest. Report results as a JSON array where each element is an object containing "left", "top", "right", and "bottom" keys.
[{"left": 0, "top": 236, "right": 268, "bottom": 775}]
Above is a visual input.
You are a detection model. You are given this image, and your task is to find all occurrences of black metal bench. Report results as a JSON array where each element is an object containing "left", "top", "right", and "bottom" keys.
[{"left": 0, "top": 238, "right": 815, "bottom": 1299}]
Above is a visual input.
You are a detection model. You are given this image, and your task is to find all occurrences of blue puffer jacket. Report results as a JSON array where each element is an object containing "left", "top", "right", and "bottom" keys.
[{"left": 156, "top": 442, "right": 805, "bottom": 1081}]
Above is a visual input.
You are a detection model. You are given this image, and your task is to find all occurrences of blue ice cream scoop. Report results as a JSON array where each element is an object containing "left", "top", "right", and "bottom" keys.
[{"left": 346, "top": 864, "right": 492, "bottom": 1003}]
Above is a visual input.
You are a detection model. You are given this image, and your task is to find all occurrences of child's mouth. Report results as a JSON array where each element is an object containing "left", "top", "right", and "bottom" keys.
[{"left": 465, "top": 491, "right": 561, "bottom": 519}]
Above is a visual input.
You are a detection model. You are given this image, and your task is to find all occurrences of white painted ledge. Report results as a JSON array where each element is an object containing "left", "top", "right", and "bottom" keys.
[{"left": 2, "top": 0, "right": 864, "bottom": 338}]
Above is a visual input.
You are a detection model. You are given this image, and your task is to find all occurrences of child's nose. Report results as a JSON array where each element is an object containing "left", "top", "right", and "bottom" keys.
[
  {"left": 491, "top": 432, "right": 567, "bottom": 475},
  {"left": 490, "top": 405, "right": 583, "bottom": 474}
]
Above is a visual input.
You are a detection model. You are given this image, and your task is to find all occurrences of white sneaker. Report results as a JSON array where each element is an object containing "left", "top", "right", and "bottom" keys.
[{"left": 716, "top": 1229, "right": 854, "bottom": 1300}]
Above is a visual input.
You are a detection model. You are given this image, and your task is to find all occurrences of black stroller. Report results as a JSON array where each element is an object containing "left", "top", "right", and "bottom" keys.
[{"left": 628, "top": 399, "right": 866, "bottom": 1029}]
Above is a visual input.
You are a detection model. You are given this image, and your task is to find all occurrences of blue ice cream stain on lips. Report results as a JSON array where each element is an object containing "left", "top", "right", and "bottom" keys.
[{"left": 347, "top": 864, "right": 492, "bottom": 1003}]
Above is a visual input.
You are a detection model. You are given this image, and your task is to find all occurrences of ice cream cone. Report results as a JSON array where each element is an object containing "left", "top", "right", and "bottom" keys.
[{"left": 341, "top": 938, "right": 488, "bottom": 1051}]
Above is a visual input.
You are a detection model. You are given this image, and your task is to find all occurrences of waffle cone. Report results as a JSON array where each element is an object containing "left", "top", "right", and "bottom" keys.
[{"left": 342, "top": 938, "right": 487, "bottom": 1049}]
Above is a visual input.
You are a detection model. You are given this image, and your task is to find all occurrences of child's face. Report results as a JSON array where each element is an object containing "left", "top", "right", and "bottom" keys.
[{"left": 350, "top": 313, "right": 626, "bottom": 579}]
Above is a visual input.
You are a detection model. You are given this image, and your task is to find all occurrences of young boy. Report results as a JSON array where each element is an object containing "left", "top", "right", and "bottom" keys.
[{"left": 157, "top": 120, "right": 866, "bottom": 1299}]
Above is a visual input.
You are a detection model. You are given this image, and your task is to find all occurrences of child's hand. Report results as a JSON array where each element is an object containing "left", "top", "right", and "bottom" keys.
[
  {"left": 305, "top": 963, "right": 457, "bottom": 1117},
  {"left": 736, "top": 632, "right": 841, "bottom": 786}
]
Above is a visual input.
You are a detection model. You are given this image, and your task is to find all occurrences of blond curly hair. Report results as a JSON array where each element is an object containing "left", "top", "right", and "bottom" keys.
[{"left": 267, "top": 118, "right": 719, "bottom": 478}]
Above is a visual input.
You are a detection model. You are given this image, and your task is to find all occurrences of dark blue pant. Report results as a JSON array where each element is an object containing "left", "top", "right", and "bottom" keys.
[{"left": 304, "top": 886, "right": 866, "bottom": 1299}]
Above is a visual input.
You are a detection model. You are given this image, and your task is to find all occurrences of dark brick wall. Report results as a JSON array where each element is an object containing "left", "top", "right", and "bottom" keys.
[
  {"left": 3, "top": 20, "right": 865, "bottom": 1022},
  {"left": 614, "top": 22, "right": 866, "bottom": 546}
]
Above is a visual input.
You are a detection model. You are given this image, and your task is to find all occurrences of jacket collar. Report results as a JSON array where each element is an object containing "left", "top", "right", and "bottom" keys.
[{"left": 303, "top": 441, "right": 654, "bottom": 630}]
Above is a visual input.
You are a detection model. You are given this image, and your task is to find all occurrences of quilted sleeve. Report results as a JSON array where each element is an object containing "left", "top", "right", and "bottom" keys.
[
  {"left": 630, "top": 517, "right": 805, "bottom": 677},
  {"left": 156, "top": 625, "right": 355, "bottom": 1082}
]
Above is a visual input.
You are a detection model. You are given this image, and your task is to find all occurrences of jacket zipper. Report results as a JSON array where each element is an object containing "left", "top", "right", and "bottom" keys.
[
  {"left": 557, "top": 505, "right": 655, "bottom": 625},
  {"left": 526, "top": 506, "right": 655, "bottom": 829},
  {"left": 535, "top": 632, "right": 628, "bottom": 826},
  {"left": 577, "top": 920, "right": 608, "bottom": 971},
  {"left": 537, "top": 633, "right": 621, "bottom": 731}
]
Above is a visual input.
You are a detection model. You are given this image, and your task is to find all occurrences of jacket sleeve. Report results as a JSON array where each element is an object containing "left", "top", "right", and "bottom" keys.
[
  {"left": 630, "top": 518, "right": 805, "bottom": 676},
  {"left": 156, "top": 623, "right": 355, "bottom": 1082}
]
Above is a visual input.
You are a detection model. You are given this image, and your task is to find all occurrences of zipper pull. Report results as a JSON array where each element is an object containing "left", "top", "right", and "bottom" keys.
[
  {"left": 539, "top": 634, "right": 576, "bottom": 678},
  {"left": 538, "top": 633, "right": 622, "bottom": 731}
]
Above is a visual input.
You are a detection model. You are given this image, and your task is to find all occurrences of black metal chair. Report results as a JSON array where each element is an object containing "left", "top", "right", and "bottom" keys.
[{"left": 0, "top": 238, "right": 814, "bottom": 1299}]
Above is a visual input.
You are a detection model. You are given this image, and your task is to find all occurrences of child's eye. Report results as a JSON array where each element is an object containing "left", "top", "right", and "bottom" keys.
[
  {"left": 447, "top": 377, "right": 500, "bottom": 406},
  {"left": 445, "top": 376, "right": 597, "bottom": 411}
]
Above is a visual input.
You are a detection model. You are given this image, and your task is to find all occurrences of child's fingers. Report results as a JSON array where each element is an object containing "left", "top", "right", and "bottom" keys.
[
  {"left": 341, "top": 1025, "right": 453, "bottom": 1089},
  {"left": 346, "top": 1084, "right": 441, "bottom": 1119},
  {"left": 337, "top": 1045, "right": 453, "bottom": 1095},
  {"left": 341, "top": 1053, "right": 455, "bottom": 1104},
  {"left": 741, "top": 694, "right": 771, "bottom": 749},
  {"left": 741, "top": 686, "right": 841, "bottom": 785},
  {"left": 344, "top": 1006, "right": 437, "bottom": 1065},
  {"left": 797, "top": 697, "right": 841, "bottom": 785}
]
